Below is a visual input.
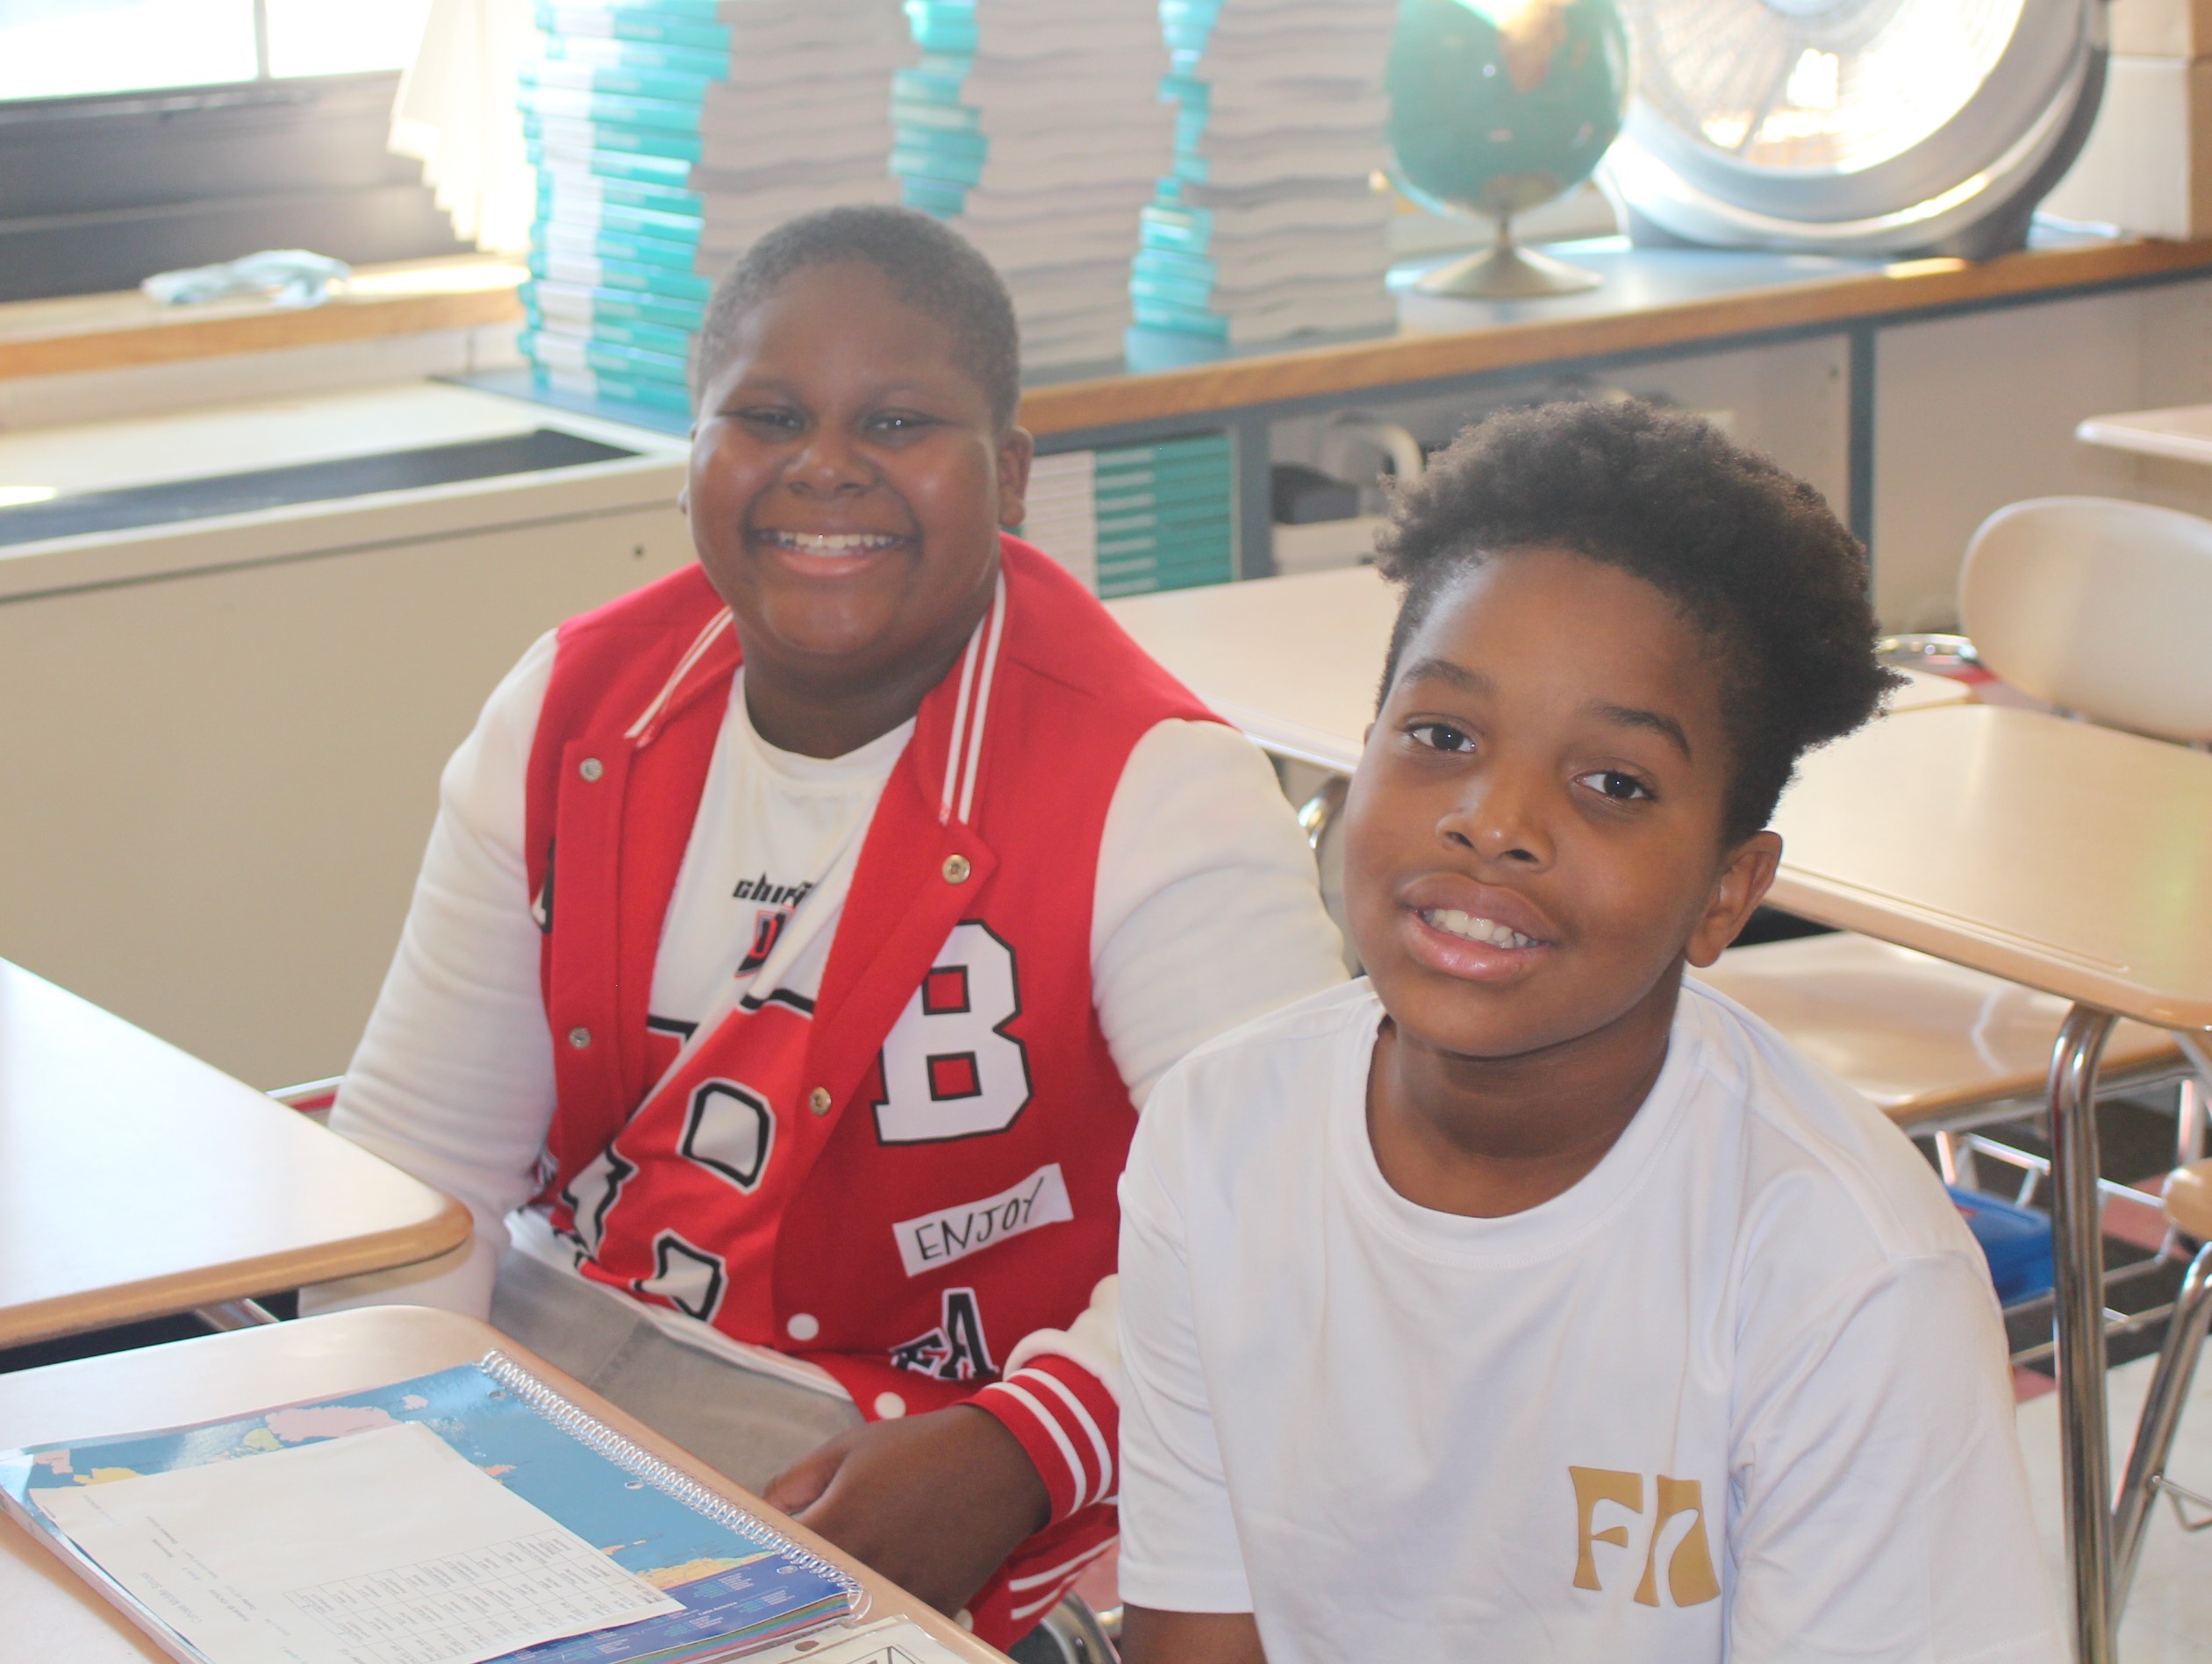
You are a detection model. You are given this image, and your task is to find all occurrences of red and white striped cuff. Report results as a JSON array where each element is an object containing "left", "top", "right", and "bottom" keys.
[{"left": 971, "top": 1354, "right": 1119, "bottom": 1523}]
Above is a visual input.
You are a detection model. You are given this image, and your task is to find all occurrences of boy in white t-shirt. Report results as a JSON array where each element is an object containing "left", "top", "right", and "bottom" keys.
[{"left": 1114, "top": 401, "right": 2065, "bottom": 1664}]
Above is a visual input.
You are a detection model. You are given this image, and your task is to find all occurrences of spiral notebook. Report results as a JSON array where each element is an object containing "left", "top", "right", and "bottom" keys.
[{"left": 0, "top": 1352, "right": 865, "bottom": 1664}]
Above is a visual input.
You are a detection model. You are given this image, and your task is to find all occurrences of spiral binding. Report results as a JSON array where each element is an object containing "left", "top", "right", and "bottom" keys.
[{"left": 477, "top": 1350, "right": 868, "bottom": 1625}]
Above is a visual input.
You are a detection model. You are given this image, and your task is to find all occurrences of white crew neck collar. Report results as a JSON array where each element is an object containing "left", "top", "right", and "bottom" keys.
[
  {"left": 1332, "top": 982, "right": 1706, "bottom": 1268},
  {"left": 729, "top": 667, "right": 916, "bottom": 788}
]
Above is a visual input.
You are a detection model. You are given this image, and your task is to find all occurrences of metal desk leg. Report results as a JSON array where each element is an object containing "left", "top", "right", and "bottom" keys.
[
  {"left": 195, "top": 1298, "right": 280, "bottom": 1331},
  {"left": 2050, "top": 1003, "right": 2119, "bottom": 1664}
]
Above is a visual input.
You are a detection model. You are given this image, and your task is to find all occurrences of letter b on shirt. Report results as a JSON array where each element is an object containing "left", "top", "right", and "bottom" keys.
[
  {"left": 874, "top": 921, "right": 1033, "bottom": 1144},
  {"left": 1570, "top": 1467, "right": 1721, "bottom": 1610}
]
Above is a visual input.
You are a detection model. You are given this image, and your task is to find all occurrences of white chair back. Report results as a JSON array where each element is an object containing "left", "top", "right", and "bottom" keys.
[{"left": 1960, "top": 496, "right": 2212, "bottom": 743}]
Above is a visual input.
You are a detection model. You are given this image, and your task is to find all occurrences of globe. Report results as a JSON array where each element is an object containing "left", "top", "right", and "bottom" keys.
[{"left": 1385, "top": 0, "right": 1632, "bottom": 296}]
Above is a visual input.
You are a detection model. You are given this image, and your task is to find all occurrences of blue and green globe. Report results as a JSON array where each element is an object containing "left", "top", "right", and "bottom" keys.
[{"left": 1385, "top": 0, "right": 1632, "bottom": 296}]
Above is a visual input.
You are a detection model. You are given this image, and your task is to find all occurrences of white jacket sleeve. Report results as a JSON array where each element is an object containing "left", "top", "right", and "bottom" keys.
[
  {"left": 298, "top": 632, "right": 563, "bottom": 1319},
  {"left": 999, "top": 718, "right": 1347, "bottom": 1442}
]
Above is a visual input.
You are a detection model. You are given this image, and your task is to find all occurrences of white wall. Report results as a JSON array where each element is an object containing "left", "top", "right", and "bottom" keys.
[
  {"left": 1873, "top": 282, "right": 2212, "bottom": 629},
  {"left": 0, "top": 499, "right": 694, "bottom": 1088}
]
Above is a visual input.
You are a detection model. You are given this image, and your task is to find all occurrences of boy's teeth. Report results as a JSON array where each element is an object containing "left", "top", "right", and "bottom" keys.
[
  {"left": 770, "top": 531, "right": 899, "bottom": 553},
  {"left": 1424, "top": 908, "right": 1535, "bottom": 949}
]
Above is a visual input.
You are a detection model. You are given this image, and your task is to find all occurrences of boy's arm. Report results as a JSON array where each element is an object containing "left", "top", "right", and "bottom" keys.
[
  {"left": 302, "top": 632, "right": 563, "bottom": 1318},
  {"left": 1728, "top": 1251, "right": 2065, "bottom": 1663},
  {"left": 971, "top": 718, "right": 1345, "bottom": 1517},
  {"left": 1119, "top": 1608, "right": 1267, "bottom": 1664}
]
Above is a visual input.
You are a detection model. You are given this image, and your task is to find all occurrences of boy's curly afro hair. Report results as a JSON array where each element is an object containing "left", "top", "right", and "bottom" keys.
[{"left": 1375, "top": 398, "right": 1899, "bottom": 846}]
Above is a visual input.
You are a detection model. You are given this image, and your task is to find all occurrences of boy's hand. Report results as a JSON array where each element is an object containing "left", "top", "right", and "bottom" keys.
[{"left": 762, "top": 1405, "right": 1050, "bottom": 1618}]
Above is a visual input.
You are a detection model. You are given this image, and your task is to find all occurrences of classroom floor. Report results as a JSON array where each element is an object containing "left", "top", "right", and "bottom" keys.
[{"left": 2018, "top": 1351, "right": 2212, "bottom": 1661}]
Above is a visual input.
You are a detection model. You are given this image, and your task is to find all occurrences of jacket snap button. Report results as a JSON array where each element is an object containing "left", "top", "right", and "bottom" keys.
[
  {"left": 787, "top": 1312, "right": 820, "bottom": 1341},
  {"left": 808, "top": 1086, "right": 833, "bottom": 1116},
  {"left": 567, "top": 1026, "right": 591, "bottom": 1048},
  {"left": 578, "top": 757, "right": 604, "bottom": 782},
  {"left": 941, "top": 853, "right": 970, "bottom": 883}
]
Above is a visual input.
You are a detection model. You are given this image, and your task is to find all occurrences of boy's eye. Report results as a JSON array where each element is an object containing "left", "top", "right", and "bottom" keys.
[
  {"left": 1407, "top": 720, "right": 1477, "bottom": 754},
  {"left": 1576, "top": 768, "right": 1653, "bottom": 803},
  {"left": 734, "top": 407, "right": 802, "bottom": 433},
  {"left": 867, "top": 411, "right": 933, "bottom": 435}
]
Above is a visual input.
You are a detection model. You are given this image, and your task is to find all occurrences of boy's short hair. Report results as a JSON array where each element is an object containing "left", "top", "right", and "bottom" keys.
[
  {"left": 1376, "top": 399, "right": 1900, "bottom": 845},
  {"left": 690, "top": 204, "right": 1022, "bottom": 428}
]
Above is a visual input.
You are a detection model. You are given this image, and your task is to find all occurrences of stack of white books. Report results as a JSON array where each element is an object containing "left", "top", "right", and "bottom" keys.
[
  {"left": 898, "top": 1, "right": 1176, "bottom": 371},
  {"left": 1132, "top": 0, "right": 1398, "bottom": 354},
  {"left": 519, "top": 0, "right": 911, "bottom": 418}
]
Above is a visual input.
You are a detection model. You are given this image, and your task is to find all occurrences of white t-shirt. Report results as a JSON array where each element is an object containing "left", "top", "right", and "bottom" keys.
[
  {"left": 648, "top": 668, "right": 910, "bottom": 1032},
  {"left": 311, "top": 626, "right": 1349, "bottom": 1396},
  {"left": 1117, "top": 979, "right": 2065, "bottom": 1664}
]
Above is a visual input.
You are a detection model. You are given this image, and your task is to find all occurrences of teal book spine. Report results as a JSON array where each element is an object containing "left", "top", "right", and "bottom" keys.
[
  {"left": 537, "top": 218, "right": 705, "bottom": 275},
  {"left": 537, "top": 2, "right": 733, "bottom": 51},
  {"left": 538, "top": 188, "right": 705, "bottom": 242},
  {"left": 521, "top": 61, "right": 718, "bottom": 104},
  {"left": 526, "top": 139, "right": 698, "bottom": 190},
  {"left": 523, "top": 279, "right": 707, "bottom": 333},
  {"left": 533, "top": 365, "right": 696, "bottom": 418},
  {"left": 528, "top": 249, "right": 714, "bottom": 302},
  {"left": 520, "top": 85, "right": 706, "bottom": 135},
  {"left": 522, "top": 330, "right": 692, "bottom": 387},
  {"left": 525, "top": 304, "right": 695, "bottom": 359},
  {"left": 526, "top": 111, "right": 705, "bottom": 163},
  {"left": 539, "top": 32, "right": 729, "bottom": 78}
]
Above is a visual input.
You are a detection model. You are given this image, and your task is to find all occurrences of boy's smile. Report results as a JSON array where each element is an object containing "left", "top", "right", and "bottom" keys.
[
  {"left": 1345, "top": 545, "right": 1779, "bottom": 1215},
  {"left": 685, "top": 260, "right": 1033, "bottom": 757}
]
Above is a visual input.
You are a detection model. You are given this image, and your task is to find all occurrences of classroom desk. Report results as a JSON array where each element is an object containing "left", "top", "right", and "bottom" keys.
[
  {"left": 1, "top": 1306, "right": 1011, "bottom": 1662},
  {"left": 1106, "top": 570, "right": 2192, "bottom": 1664},
  {"left": 2076, "top": 404, "right": 2212, "bottom": 466},
  {"left": 0, "top": 960, "right": 470, "bottom": 1348},
  {"left": 1105, "top": 565, "right": 1970, "bottom": 774},
  {"left": 1767, "top": 705, "right": 2212, "bottom": 1664}
]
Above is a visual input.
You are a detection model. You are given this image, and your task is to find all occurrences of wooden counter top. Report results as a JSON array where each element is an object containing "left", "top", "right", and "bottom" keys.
[
  {"left": 0, "top": 255, "right": 526, "bottom": 382},
  {"left": 1020, "top": 234, "right": 2212, "bottom": 436},
  {"left": 11, "top": 236, "right": 2210, "bottom": 446}
]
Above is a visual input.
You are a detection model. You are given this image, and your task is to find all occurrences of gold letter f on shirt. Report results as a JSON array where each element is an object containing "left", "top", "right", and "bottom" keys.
[{"left": 1569, "top": 1467, "right": 1722, "bottom": 1608}]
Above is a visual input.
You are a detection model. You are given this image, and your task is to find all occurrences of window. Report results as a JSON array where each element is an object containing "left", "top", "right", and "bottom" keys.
[
  {"left": 0, "top": 2, "right": 460, "bottom": 304},
  {"left": 0, "top": 1, "right": 434, "bottom": 102}
]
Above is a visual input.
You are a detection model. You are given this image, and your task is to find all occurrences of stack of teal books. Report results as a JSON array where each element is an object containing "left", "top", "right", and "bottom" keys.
[
  {"left": 896, "top": 0, "right": 1174, "bottom": 370},
  {"left": 1021, "top": 432, "right": 1236, "bottom": 597},
  {"left": 521, "top": 0, "right": 912, "bottom": 418},
  {"left": 1129, "top": 0, "right": 1397, "bottom": 359}
]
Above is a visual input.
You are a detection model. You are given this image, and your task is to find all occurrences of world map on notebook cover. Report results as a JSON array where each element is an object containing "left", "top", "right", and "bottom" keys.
[{"left": 0, "top": 1357, "right": 858, "bottom": 1664}]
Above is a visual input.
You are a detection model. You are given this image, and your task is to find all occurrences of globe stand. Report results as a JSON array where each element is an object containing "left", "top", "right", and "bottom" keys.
[{"left": 1414, "top": 211, "right": 1602, "bottom": 299}]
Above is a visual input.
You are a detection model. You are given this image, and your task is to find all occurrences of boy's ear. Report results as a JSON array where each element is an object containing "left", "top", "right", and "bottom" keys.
[
  {"left": 1686, "top": 830, "right": 1782, "bottom": 969},
  {"left": 996, "top": 425, "right": 1036, "bottom": 530}
]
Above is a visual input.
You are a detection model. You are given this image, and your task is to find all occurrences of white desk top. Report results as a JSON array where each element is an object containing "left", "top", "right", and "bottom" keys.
[
  {"left": 1767, "top": 703, "right": 2212, "bottom": 1029},
  {"left": 1105, "top": 569, "right": 2212, "bottom": 1026},
  {"left": 0, "top": 961, "right": 470, "bottom": 1346},
  {"left": 2076, "top": 404, "right": 2212, "bottom": 466},
  {"left": 0, "top": 1307, "right": 1010, "bottom": 1662},
  {"left": 1105, "top": 564, "right": 1972, "bottom": 775}
]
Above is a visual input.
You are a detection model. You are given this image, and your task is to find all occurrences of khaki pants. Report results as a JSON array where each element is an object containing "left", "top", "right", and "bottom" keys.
[{"left": 487, "top": 1246, "right": 863, "bottom": 1493}]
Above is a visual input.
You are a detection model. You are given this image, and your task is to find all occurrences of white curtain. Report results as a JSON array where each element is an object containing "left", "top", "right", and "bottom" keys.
[{"left": 389, "top": 0, "right": 534, "bottom": 254}]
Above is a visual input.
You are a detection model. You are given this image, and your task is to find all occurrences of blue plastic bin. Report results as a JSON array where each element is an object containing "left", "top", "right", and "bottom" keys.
[{"left": 1947, "top": 1184, "right": 2056, "bottom": 1304}]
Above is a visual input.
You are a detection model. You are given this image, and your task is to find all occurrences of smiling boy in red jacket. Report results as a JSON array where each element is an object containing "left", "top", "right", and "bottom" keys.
[{"left": 311, "top": 207, "right": 1343, "bottom": 1653}]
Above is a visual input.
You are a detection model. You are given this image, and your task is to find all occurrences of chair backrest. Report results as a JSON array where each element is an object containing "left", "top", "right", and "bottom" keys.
[{"left": 1959, "top": 496, "right": 2212, "bottom": 743}]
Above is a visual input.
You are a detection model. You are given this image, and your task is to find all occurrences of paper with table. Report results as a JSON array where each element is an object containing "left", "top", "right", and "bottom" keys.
[{"left": 0, "top": 1353, "right": 862, "bottom": 1664}]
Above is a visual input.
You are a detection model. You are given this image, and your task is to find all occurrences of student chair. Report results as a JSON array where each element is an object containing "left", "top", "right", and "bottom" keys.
[
  {"left": 2114, "top": 1159, "right": 2212, "bottom": 1609},
  {"left": 1956, "top": 496, "right": 2212, "bottom": 745}
]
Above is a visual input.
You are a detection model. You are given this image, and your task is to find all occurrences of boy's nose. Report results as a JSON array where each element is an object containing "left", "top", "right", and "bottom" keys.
[
  {"left": 784, "top": 428, "right": 872, "bottom": 495},
  {"left": 1441, "top": 771, "right": 1552, "bottom": 868}
]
